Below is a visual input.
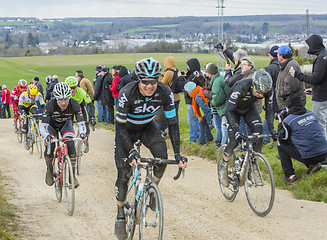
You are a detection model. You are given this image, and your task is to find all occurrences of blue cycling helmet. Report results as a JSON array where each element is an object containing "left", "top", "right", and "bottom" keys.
[{"left": 134, "top": 58, "right": 162, "bottom": 79}]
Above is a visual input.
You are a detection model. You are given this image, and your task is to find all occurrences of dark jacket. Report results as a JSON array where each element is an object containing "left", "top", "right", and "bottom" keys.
[
  {"left": 93, "top": 72, "right": 104, "bottom": 101},
  {"left": 184, "top": 58, "right": 203, "bottom": 105},
  {"left": 102, "top": 72, "right": 114, "bottom": 106},
  {"left": 45, "top": 79, "right": 58, "bottom": 102},
  {"left": 295, "top": 35, "right": 327, "bottom": 101},
  {"left": 117, "top": 66, "right": 133, "bottom": 90},
  {"left": 265, "top": 57, "right": 280, "bottom": 112},
  {"left": 278, "top": 108, "right": 327, "bottom": 159}
]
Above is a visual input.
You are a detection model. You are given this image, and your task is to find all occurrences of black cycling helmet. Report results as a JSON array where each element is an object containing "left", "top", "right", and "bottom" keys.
[
  {"left": 253, "top": 69, "right": 272, "bottom": 94},
  {"left": 134, "top": 58, "right": 162, "bottom": 79}
]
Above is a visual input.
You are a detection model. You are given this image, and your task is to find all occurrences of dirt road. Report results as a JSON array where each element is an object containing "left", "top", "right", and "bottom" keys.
[{"left": 1, "top": 119, "right": 327, "bottom": 239}]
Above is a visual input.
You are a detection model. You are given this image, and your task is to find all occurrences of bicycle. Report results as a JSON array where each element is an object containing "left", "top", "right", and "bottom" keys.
[
  {"left": 47, "top": 137, "right": 82, "bottom": 216},
  {"left": 217, "top": 133, "right": 275, "bottom": 217},
  {"left": 75, "top": 121, "right": 95, "bottom": 175},
  {"left": 124, "top": 140, "right": 184, "bottom": 240},
  {"left": 25, "top": 113, "right": 43, "bottom": 158}
]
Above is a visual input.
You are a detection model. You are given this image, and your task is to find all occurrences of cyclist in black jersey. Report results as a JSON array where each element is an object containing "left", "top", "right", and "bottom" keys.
[
  {"left": 114, "top": 58, "right": 187, "bottom": 240},
  {"left": 40, "top": 82, "right": 87, "bottom": 189},
  {"left": 218, "top": 69, "right": 277, "bottom": 187}
]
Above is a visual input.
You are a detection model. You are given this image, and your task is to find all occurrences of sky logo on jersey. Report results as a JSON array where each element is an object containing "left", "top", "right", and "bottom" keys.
[
  {"left": 134, "top": 104, "right": 161, "bottom": 114},
  {"left": 118, "top": 93, "right": 128, "bottom": 109}
]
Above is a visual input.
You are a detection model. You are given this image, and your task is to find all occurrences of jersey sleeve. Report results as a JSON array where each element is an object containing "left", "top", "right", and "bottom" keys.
[
  {"left": 80, "top": 88, "right": 92, "bottom": 104},
  {"left": 115, "top": 90, "right": 130, "bottom": 124}
]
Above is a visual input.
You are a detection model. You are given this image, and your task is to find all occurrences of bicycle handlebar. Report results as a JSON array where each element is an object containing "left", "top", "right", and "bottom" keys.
[
  {"left": 26, "top": 113, "right": 43, "bottom": 118},
  {"left": 124, "top": 157, "right": 184, "bottom": 180},
  {"left": 46, "top": 137, "right": 82, "bottom": 155}
]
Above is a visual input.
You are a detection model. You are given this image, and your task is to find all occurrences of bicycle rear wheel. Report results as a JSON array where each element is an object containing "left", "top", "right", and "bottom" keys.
[
  {"left": 63, "top": 156, "right": 75, "bottom": 216},
  {"left": 124, "top": 184, "right": 137, "bottom": 240},
  {"left": 244, "top": 152, "right": 275, "bottom": 217},
  {"left": 53, "top": 156, "right": 62, "bottom": 202},
  {"left": 16, "top": 122, "right": 23, "bottom": 143},
  {"left": 139, "top": 183, "right": 163, "bottom": 240},
  {"left": 217, "top": 144, "right": 239, "bottom": 202}
]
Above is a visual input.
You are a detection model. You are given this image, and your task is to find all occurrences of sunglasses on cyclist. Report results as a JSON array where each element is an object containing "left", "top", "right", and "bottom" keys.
[
  {"left": 57, "top": 98, "right": 70, "bottom": 103},
  {"left": 70, "top": 86, "right": 77, "bottom": 90},
  {"left": 19, "top": 86, "right": 27, "bottom": 89},
  {"left": 140, "top": 79, "right": 158, "bottom": 85}
]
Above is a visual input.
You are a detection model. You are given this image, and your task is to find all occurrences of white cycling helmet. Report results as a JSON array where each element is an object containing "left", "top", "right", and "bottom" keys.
[
  {"left": 52, "top": 75, "right": 58, "bottom": 80},
  {"left": 53, "top": 82, "right": 71, "bottom": 100},
  {"left": 134, "top": 58, "right": 162, "bottom": 79},
  {"left": 46, "top": 75, "right": 52, "bottom": 84}
]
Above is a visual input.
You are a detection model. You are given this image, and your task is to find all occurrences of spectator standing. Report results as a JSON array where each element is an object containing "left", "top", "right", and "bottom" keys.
[
  {"left": 262, "top": 45, "right": 280, "bottom": 144},
  {"left": 184, "top": 58, "right": 203, "bottom": 142},
  {"left": 277, "top": 93, "right": 327, "bottom": 183},
  {"left": 205, "top": 63, "right": 230, "bottom": 146},
  {"left": 109, "top": 65, "right": 121, "bottom": 108},
  {"left": 289, "top": 34, "right": 327, "bottom": 139},
  {"left": 275, "top": 45, "right": 306, "bottom": 111},
  {"left": 184, "top": 81, "right": 214, "bottom": 145},
  {"left": 101, "top": 67, "right": 115, "bottom": 124},
  {"left": 117, "top": 66, "right": 134, "bottom": 90},
  {"left": 76, "top": 70, "right": 94, "bottom": 102},
  {"left": 1, "top": 85, "right": 11, "bottom": 118},
  {"left": 93, "top": 65, "right": 108, "bottom": 123},
  {"left": 33, "top": 77, "right": 44, "bottom": 119},
  {"left": 45, "top": 75, "right": 58, "bottom": 102},
  {"left": 223, "top": 45, "right": 248, "bottom": 87},
  {"left": 0, "top": 86, "right": 2, "bottom": 118},
  {"left": 33, "top": 77, "right": 44, "bottom": 99}
]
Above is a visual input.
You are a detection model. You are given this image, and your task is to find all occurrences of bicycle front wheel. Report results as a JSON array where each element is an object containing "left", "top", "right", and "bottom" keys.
[
  {"left": 76, "top": 140, "right": 83, "bottom": 175},
  {"left": 63, "top": 156, "right": 75, "bottom": 216},
  {"left": 244, "top": 152, "right": 275, "bottom": 217},
  {"left": 139, "top": 183, "right": 164, "bottom": 240},
  {"left": 28, "top": 132, "right": 34, "bottom": 155},
  {"left": 217, "top": 144, "right": 239, "bottom": 202},
  {"left": 34, "top": 124, "right": 43, "bottom": 159},
  {"left": 16, "top": 125, "right": 23, "bottom": 143},
  {"left": 53, "top": 156, "right": 62, "bottom": 202}
]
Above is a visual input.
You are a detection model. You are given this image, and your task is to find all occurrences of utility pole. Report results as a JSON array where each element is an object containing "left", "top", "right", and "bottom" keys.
[
  {"left": 305, "top": 9, "right": 310, "bottom": 38},
  {"left": 216, "top": 0, "right": 225, "bottom": 72}
]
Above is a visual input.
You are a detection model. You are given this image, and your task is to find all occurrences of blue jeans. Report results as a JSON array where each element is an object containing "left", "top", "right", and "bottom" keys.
[
  {"left": 221, "top": 116, "right": 229, "bottom": 145},
  {"left": 2, "top": 103, "right": 11, "bottom": 118},
  {"left": 187, "top": 104, "right": 199, "bottom": 142},
  {"left": 199, "top": 117, "right": 214, "bottom": 145},
  {"left": 96, "top": 100, "right": 108, "bottom": 123},
  {"left": 213, "top": 113, "right": 222, "bottom": 142},
  {"left": 263, "top": 116, "right": 271, "bottom": 143}
]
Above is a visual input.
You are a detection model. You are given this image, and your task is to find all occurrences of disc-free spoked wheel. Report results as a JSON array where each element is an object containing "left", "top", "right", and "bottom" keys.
[
  {"left": 76, "top": 140, "right": 83, "bottom": 175},
  {"left": 244, "top": 152, "right": 275, "bottom": 217},
  {"left": 217, "top": 144, "right": 239, "bottom": 202},
  {"left": 139, "top": 183, "right": 163, "bottom": 240},
  {"left": 28, "top": 132, "right": 34, "bottom": 155},
  {"left": 53, "top": 155, "right": 63, "bottom": 202},
  {"left": 16, "top": 122, "right": 23, "bottom": 143},
  {"left": 63, "top": 156, "right": 75, "bottom": 216},
  {"left": 34, "top": 124, "right": 43, "bottom": 159}
]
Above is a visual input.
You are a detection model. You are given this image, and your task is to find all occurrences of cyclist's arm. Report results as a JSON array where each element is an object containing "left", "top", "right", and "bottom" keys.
[
  {"left": 72, "top": 99, "right": 87, "bottom": 136},
  {"left": 81, "top": 89, "right": 95, "bottom": 118},
  {"left": 17, "top": 94, "right": 25, "bottom": 114},
  {"left": 40, "top": 101, "right": 53, "bottom": 139}
]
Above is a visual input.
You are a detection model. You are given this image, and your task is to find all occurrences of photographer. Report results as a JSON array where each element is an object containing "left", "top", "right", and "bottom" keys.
[{"left": 277, "top": 93, "right": 327, "bottom": 183}]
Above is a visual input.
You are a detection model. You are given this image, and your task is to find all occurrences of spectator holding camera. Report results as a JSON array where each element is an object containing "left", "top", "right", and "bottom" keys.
[
  {"left": 289, "top": 34, "right": 327, "bottom": 139},
  {"left": 277, "top": 93, "right": 327, "bottom": 183}
]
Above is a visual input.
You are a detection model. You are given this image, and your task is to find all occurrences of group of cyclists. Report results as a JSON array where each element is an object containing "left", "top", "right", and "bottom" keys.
[{"left": 6, "top": 56, "right": 277, "bottom": 240}]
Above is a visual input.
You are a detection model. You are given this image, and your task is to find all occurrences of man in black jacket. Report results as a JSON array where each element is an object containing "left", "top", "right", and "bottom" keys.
[
  {"left": 93, "top": 65, "right": 108, "bottom": 123},
  {"left": 263, "top": 45, "right": 280, "bottom": 144},
  {"left": 290, "top": 34, "right": 327, "bottom": 139},
  {"left": 101, "top": 67, "right": 115, "bottom": 124},
  {"left": 116, "top": 66, "right": 133, "bottom": 90}
]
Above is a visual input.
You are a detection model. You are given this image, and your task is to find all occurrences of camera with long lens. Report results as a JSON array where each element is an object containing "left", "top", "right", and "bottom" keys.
[{"left": 214, "top": 43, "right": 223, "bottom": 49}]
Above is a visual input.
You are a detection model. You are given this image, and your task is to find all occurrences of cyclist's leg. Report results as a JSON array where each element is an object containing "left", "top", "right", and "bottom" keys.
[
  {"left": 114, "top": 130, "right": 137, "bottom": 239},
  {"left": 44, "top": 125, "right": 57, "bottom": 186},
  {"left": 81, "top": 104, "right": 90, "bottom": 152},
  {"left": 60, "top": 119, "right": 79, "bottom": 188},
  {"left": 141, "top": 121, "right": 168, "bottom": 183},
  {"left": 243, "top": 105, "right": 263, "bottom": 153},
  {"left": 30, "top": 104, "right": 38, "bottom": 123}
]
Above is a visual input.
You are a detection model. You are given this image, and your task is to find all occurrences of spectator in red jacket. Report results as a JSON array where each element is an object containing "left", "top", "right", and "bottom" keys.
[
  {"left": 109, "top": 65, "right": 121, "bottom": 107},
  {"left": 1, "top": 85, "right": 11, "bottom": 118}
]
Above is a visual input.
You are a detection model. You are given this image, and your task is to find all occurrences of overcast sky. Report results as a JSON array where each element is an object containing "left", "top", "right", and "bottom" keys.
[{"left": 0, "top": 0, "right": 326, "bottom": 19}]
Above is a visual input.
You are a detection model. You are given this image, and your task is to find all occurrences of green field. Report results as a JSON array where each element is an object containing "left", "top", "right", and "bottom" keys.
[{"left": 0, "top": 53, "right": 269, "bottom": 90}]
